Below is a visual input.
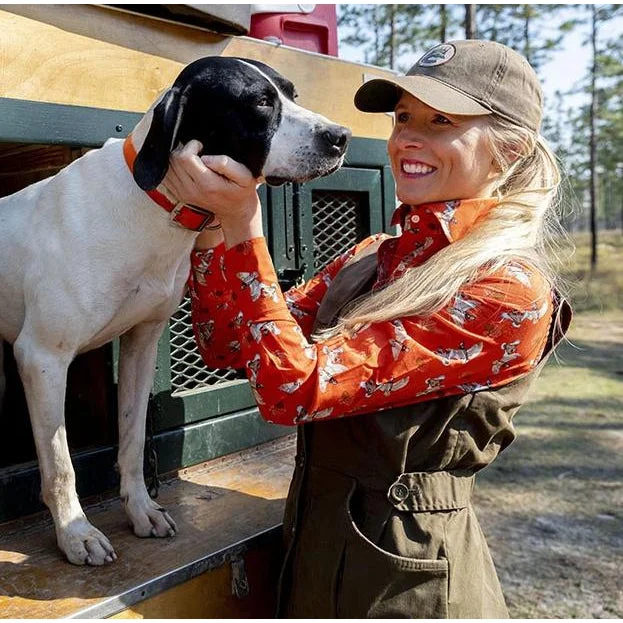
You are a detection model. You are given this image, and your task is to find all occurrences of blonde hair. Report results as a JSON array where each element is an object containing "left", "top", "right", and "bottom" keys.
[{"left": 316, "top": 115, "right": 568, "bottom": 340}]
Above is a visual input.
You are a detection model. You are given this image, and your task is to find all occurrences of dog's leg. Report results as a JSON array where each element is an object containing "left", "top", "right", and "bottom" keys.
[
  {"left": 13, "top": 335, "right": 116, "bottom": 565},
  {"left": 117, "top": 320, "right": 177, "bottom": 538}
]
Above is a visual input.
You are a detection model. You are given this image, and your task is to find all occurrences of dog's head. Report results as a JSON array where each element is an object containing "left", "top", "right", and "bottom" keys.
[{"left": 133, "top": 57, "right": 351, "bottom": 191}]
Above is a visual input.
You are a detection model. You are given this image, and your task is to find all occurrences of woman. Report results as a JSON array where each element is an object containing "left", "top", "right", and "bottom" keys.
[{"left": 165, "top": 40, "right": 571, "bottom": 618}]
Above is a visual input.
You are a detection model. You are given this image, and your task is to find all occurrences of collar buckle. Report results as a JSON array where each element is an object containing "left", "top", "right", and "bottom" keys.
[{"left": 170, "top": 202, "right": 216, "bottom": 232}]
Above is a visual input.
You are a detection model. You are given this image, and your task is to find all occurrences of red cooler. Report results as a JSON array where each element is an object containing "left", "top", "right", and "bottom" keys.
[{"left": 249, "top": 4, "right": 338, "bottom": 56}]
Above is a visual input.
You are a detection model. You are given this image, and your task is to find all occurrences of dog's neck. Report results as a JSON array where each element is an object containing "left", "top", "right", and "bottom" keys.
[
  {"left": 127, "top": 110, "right": 178, "bottom": 204},
  {"left": 123, "top": 132, "right": 216, "bottom": 232},
  {"left": 126, "top": 105, "right": 181, "bottom": 202},
  {"left": 129, "top": 112, "right": 151, "bottom": 155}
]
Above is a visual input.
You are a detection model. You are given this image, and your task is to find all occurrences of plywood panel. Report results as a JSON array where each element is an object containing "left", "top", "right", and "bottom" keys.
[
  {"left": 0, "top": 7, "right": 394, "bottom": 139},
  {"left": 0, "top": 9, "right": 184, "bottom": 113}
]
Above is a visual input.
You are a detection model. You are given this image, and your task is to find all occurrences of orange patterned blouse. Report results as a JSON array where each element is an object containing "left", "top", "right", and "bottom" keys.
[{"left": 188, "top": 198, "right": 553, "bottom": 426}]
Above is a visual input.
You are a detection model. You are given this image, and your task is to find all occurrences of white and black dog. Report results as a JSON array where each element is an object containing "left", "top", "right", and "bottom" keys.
[{"left": 0, "top": 57, "right": 350, "bottom": 566}]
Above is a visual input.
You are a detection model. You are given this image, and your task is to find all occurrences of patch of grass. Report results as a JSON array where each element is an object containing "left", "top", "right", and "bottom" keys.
[
  {"left": 560, "top": 230, "right": 623, "bottom": 312},
  {"left": 472, "top": 232, "right": 623, "bottom": 618}
]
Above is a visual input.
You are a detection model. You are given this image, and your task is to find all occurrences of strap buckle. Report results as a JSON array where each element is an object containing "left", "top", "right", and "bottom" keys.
[{"left": 170, "top": 202, "right": 217, "bottom": 232}]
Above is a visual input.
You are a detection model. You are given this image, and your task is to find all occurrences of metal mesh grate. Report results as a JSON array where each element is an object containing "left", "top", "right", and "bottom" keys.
[
  {"left": 169, "top": 294, "right": 242, "bottom": 395},
  {"left": 312, "top": 190, "right": 367, "bottom": 271},
  {"left": 168, "top": 189, "right": 369, "bottom": 395}
]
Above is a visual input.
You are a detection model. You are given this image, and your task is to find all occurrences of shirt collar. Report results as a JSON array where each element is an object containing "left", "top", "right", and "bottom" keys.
[{"left": 391, "top": 198, "right": 498, "bottom": 243}]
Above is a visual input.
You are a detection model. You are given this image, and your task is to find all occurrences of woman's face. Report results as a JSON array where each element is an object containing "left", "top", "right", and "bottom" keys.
[{"left": 388, "top": 92, "right": 499, "bottom": 205}]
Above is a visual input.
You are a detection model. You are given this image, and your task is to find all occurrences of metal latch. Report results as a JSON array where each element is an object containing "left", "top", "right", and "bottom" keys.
[{"left": 231, "top": 554, "right": 250, "bottom": 599}]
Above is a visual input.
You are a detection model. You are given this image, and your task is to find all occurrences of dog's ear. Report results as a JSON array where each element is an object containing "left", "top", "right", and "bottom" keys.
[{"left": 133, "top": 87, "right": 187, "bottom": 191}]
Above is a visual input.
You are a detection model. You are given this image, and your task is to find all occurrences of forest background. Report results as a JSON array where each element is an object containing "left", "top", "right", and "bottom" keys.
[
  {"left": 337, "top": 5, "right": 622, "bottom": 617},
  {"left": 337, "top": 3, "right": 623, "bottom": 270}
]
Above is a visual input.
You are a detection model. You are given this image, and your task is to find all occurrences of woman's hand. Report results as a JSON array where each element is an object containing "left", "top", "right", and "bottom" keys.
[{"left": 165, "top": 140, "right": 264, "bottom": 249}]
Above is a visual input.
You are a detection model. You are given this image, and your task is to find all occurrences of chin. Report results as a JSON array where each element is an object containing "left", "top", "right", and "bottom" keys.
[
  {"left": 398, "top": 193, "right": 437, "bottom": 205},
  {"left": 396, "top": 185, "right": 437, "bottom": 206}
]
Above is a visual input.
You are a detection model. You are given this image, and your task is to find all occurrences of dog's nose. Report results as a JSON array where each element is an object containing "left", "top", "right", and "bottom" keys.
[{"left": 323, "top": 125, "right": 351, "bottom": 154}]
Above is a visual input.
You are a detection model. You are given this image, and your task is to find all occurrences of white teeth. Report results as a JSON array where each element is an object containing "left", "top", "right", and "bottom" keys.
[{"left": 402, "top": 162, "right": 434, "bottom": 174}]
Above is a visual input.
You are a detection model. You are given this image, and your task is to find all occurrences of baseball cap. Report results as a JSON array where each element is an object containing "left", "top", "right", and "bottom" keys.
[{"left": 354, "top": 39, "right": 543, "bottom": 133}]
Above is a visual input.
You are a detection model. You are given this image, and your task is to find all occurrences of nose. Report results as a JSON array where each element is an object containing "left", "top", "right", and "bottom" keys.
[
  {"left": 391, "top": 124, "right": 425, "bottom": 149},
  {"left": 323, "top": 125, "right": 351, "bottom": 154}
]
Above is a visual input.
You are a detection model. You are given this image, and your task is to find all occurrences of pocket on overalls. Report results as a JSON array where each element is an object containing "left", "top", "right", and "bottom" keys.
[{"left": 336, "top": 488, "right": 449, "bottom": 619}]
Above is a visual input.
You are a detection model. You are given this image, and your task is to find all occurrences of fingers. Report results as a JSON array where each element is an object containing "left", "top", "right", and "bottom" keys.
[
  {"left": 201, "top": 155, "right": 256, "bottom": 188},
  {"left": 164, "top": 141, "right": 261, "bottom": 225},
  {"left": 167, "top": 142, "right": 256, "bottom": 204},
  {"left": 170, "top": 140, "right": 255, "bottom": 188},
  {"left": 169, "top": 141, "right": 205, "bottom": 187}
]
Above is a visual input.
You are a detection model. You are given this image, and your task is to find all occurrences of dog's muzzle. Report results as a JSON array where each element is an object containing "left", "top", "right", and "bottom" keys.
[{"left": 322, "top": 125, "right": 351, "bottom": 157}]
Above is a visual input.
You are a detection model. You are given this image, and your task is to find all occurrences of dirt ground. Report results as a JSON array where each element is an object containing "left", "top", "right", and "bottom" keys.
[{"left": 473, "top": 311, "right": 623, "bottom": 618}]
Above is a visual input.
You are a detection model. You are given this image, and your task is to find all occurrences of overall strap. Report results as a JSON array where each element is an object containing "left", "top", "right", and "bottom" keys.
[
  {"left": 531, "top": 294, "right": 573, "bottom": 373},
  {"left": 545, "top": 296, "right": 573, "bottom": 353},
  {"left": 312, "top": 239, "right": 384, "bottom": 334}
]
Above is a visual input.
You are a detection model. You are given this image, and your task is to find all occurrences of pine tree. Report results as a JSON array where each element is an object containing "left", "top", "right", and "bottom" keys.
[{"left": 337, "top": 5, "right": 463, "bottom": 71}]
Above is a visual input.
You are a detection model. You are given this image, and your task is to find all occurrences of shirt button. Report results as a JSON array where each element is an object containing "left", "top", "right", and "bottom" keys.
[{"left": 389, "top": 482, "right": 410, "bottom": 503}]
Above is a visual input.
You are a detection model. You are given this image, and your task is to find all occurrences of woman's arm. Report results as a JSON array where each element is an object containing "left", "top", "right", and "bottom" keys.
[
  {"left": 167, "top": 141, "right": 261, "bottom": 369},
  {"left": 220, "top": 238, "right": 553, "bottom": 426}
]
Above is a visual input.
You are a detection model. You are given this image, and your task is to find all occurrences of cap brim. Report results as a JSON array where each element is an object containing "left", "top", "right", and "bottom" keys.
[{"left": 354, "top": 75, "right": 492, "bottom": 116}]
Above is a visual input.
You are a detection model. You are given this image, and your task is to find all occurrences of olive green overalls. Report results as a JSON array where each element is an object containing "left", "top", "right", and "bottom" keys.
[{"left": 276, "top": 244, "right": 572, "bottom": 618}]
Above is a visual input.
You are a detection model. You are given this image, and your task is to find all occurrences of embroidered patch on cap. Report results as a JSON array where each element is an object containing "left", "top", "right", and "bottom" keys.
[{"left": 417, "top": 44, "right": 456, "bottom": 67}]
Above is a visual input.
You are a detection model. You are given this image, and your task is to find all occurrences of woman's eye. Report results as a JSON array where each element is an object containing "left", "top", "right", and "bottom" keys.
[{"left": 433, "top": 114, "right": 452, "bottom": 125}]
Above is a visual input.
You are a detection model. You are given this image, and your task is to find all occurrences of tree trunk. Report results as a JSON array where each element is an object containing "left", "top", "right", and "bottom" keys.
[
  {"left": 523, "top": 6, "right": 532, "bottom": 65},
  {"left": 373, "top": 5, "right": 381, "bottom": 66},
  {"left": 440, "top": 5, "right": 447, "bottom": 42},
  {"left": 465, "top": 4, "right": 477, "bottom": 39},
  {"left": 389, "top": 5, "right": 397, "bottom": 69},
  {"left": 589, "top": 4, "right": 599, "bottom": 271}
]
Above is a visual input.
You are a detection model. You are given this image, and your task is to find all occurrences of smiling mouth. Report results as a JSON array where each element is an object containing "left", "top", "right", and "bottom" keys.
[{"left": 401, "top": 160, "right": 436, "bottom": 176}]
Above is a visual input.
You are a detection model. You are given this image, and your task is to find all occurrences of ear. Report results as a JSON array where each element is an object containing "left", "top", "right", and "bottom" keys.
[{"left": 133, "top": 87, "right": 187, "bottom": 190}]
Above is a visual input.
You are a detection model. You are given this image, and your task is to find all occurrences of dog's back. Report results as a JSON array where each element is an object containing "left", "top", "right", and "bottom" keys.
[{"left": 0, "top": 139, "right": 195, "bottom": 348}]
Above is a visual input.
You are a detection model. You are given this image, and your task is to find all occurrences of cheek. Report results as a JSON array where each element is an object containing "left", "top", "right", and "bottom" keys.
[
  {"left": 448, "top": 138, "right": 484, "bottom": 173},
  {"left": 461, "top": 130, "right": 493, "bottom": 169},
  {"left": 387, "top": 136, "right": 401, "bottom": 171},
  {"left": 471, "top": 144, "right": 496, "bottom": 179}
]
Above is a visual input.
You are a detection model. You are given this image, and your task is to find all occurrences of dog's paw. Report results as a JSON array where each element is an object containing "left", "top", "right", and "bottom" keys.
[
  {"left": 126, "top": 497, "right": 177, "bottom": 539},
  {"left": 58, "top": 517, "right": 117, "bottom": 566}
]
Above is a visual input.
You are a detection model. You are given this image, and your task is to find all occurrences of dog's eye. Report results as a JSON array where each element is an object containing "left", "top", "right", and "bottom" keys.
[{"left": 257, "top": 96, "right": 273, "bottom": 108}]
